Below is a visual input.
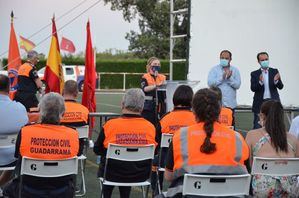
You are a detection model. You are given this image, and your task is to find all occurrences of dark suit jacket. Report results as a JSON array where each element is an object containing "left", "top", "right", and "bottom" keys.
[{"left": 250, "top": 67, "right": 284, "bottom": 113}]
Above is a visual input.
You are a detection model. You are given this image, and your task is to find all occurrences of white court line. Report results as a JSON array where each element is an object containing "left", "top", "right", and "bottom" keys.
[
  {"left": 95, "top": 92, "right": 124, "bottom": 95},
  {"left": 97, "top": 102, "right": 120, "bottom": 108}
]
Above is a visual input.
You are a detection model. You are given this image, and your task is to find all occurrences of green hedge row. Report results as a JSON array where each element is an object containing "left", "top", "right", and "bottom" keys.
[{"left": 1, "top": 58, "right": 187, "bottom": 89}]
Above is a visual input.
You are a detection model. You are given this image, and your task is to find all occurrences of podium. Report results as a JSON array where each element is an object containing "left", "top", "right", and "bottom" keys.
[{"left": 161, "top": 80, "right": 200, "bottom": 112}]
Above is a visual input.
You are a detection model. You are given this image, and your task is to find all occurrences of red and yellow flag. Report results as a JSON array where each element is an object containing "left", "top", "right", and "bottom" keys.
[
  {"left": 44, "top": 16, "right": 64, "bottom": 93},
  {"left": 19, "top": 35, "right": 35, "bottom": 52},
  {"left": 8, "top": 11, "right": 21, "bottom": 99}
]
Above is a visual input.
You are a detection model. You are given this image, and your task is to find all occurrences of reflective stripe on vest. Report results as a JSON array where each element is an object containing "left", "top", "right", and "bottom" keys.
[
  {"left": 20, "top": 124, "right": 79, "bottom": 159},
  {"left": 173, "top": 125, "right": 247, "bottom": 179},
  {"left": 142, "top": 73, "right": 166, "bottom": 86}
]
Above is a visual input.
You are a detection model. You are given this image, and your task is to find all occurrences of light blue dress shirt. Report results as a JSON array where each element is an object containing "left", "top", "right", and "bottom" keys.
[
  {"left": 0, "top": 94, "right": 28, "bottom": 166},
  {"left": 208, "top": 65, "right": 241, "bottom": 109}
]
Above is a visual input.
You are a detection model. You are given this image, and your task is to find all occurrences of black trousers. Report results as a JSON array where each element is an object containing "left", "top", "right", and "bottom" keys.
[
  {"left": 14, "top": 91, "right": 38, "bottom": 112},
  {"left": 102, "top": 185, "right": 131, "bottom": 198}
]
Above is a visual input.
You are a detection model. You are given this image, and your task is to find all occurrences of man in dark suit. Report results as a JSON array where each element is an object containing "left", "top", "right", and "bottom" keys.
[{"left": 251, "top": 52, "right": 284, "bottom": 129}]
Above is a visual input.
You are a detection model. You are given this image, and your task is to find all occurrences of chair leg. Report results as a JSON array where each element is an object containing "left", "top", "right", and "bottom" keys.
[
  {"left": 156, "top": 170, "right": 162, "bottom": 195},
  {"left": 99, "top": 179, "right": 104, "bottom": 198},
  {"left": 145, "top": 185, "right": 150, "bottom": 198},
  {"left": 141, "top": 186, "right": 146, "bottom": 198},
  {"left": 75, "top": 158, "right": 86, "bottom": 197}
]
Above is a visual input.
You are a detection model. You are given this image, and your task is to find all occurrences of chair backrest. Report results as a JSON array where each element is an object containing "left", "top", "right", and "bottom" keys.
[
  {"left": 20, "top": 156, "right": 78, "bottom": 177},
  {"left": 106, "top": 143, "right": 155, "bottom": 161},
  {"left": 160, "top": 133, "right": 173, "bottom": 148},
  {"left": 251, "top": 157, "right": 299, "bottom": 176},
  {"left": 76, "top": 125, "right": 89, "bottom": 139},
  {"left": 0, "top": 133, "right": 17, "bottom": 148},
  {"left": 182, "top": 174, "right": 251, "bottom": 197}
]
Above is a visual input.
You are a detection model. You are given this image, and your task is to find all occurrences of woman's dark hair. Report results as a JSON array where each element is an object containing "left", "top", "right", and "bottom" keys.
[
  {"left": 209, "top": 86, "right": 222, "bottom": 102},
  {"left": 173, "top": 85, "right": 194, "bottom": 107},
  {"left": 192, "top": 88, "right": 220, "bottom": 154},
  {"left": 261, "top": 100, "right": 288, "bottom": 152}
]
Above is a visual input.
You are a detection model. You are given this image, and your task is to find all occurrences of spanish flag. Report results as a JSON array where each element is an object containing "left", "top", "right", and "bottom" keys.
[
  {"left": 19, "top": 35, "right": 35, "bottom": 52},
  {"left": 8, "top": 11, "right": 21, "bottom": 99},
  {"left": 44, "top": 16, "right": 64, "bottom": 93}
]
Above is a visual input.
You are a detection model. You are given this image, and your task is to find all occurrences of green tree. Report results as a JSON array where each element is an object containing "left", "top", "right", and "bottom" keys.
[{"left": 104, "top": 0, "right": 189, "bottom": 59}]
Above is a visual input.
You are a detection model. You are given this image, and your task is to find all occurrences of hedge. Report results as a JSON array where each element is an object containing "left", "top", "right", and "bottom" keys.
[{"left": 1, "top": 58, "right": 187, "bottom": 89}]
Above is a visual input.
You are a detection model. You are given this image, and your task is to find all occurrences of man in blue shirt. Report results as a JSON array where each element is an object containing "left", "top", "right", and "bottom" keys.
[
  {"left": 208, "top": 50, "right": 241, "bottom": 110},
  {"left": 0, "top": 74, "right": 28, "bottom": 186}
]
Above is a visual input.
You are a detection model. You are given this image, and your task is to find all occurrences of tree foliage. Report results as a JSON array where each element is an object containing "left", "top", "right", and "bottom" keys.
[{"left": 104, "top": 0, "right": 189, "bottom": 59}]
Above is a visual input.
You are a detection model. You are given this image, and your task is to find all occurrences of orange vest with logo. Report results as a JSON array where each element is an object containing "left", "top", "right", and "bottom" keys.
[
  {"left": 218, "top": 107, "right": 233, "bottom": 127},
  {"left": 60, "top": 101, "right": 89, "bottom": 124},
  {"left": 20, "top": 124, "right": 79, "bottom": 160},
  {"left": 103, "top": 116, "right": 157, "bottom": 148},
  {"left": 160, "top": 109, "right": 196, "bottom": 134},
  {"left": 142, "top": 73, "right": 166, "bottom": 86},
  {"left": 172, "top": 122, "right": 248, "bottom": 178}
]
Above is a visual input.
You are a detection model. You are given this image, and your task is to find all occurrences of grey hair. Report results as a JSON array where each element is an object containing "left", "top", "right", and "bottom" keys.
[
  {"left": 27, "top": 50, "right": 39, "bottom": 59},
  {"left": 122, "top": 88, "right": 145, "bottom": 112},
  {"left": 39, "top": 92, "right": 65, "bottom": 124}
]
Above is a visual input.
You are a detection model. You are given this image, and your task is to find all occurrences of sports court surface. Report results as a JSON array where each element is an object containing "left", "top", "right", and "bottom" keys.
[{"left": 79, "top": 92, "right": 296, "bottom": 197}]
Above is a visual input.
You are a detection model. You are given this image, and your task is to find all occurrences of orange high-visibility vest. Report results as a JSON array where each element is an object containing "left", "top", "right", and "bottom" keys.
[
  {"left": 218, "top": 107, "right": 233, "bottom": 126},
  {"left": 20, "top": 124, "right": 79, "bottom": 160},
  {"left": 103, "top": 116, "right": 157, "bottom": 148},
  {"left": 142, "top": 73, "right": 166, "bottom": 86},
  {"left": 18, "top": 63, "right": 32, "bottom": 77},
  {"left": 172, "top": 122, "right": 249, "bottom": 178},
  {"left": 160, "top": 109, "right": 196, "bottom": 134},
  {"left": 60, "top": 101, "right": 89, "bottom": 124}
]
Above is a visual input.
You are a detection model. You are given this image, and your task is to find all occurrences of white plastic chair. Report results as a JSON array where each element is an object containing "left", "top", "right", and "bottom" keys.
[
  {"left": 157, "top": 133, "right": 173, "bottom": 193},
  {"left": 75, "top": 125, "right": 89, "bottom": 197},
  {"left": 252, "top": 157, "right": 299, "bottom": 176},
  {"left": 19, "top": 156, "right": 78, "bottom": 197},
  {"left": 0, "top": 133, "right": 18, "bottom": 171},
  {"left": 158, "top": 133, "right": 173, "bottom": 172},
  {"left": 182, "top": 173, "right": 251, "bottom": 197},
  {"left": 99, "top": 143, "right": 155, "bottom": 198}
]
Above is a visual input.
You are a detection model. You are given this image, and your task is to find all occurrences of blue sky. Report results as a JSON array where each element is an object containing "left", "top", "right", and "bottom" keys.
[{"left": 0, "top": 0, "right": 139, "bottom": 58}]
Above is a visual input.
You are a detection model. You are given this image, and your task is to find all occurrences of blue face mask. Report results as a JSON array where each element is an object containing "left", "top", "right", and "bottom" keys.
[
  {"left": 220, "top": 59, "right": 229, "bottom": 67},
  {"left": 152, "top": 66, "right": 161, "bottom": 72},
  {"left": 260, "top": 60, "right": 269, "bottom": 69}
]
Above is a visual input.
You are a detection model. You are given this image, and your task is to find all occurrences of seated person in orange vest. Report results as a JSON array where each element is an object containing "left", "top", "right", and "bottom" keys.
[
  {"left": 210, "top": 85, "right": 234, "bottom": 127},
  {"left": 3, "top": 92, "right": 79, "bottom": 198},
  {"left": 152, "top": 85, "right": 196, "bottom": 195},
  {"left": 60, "top": 80, "right": 89, "bottom": 127},
  {"left": 164, "top": 88, "right": 249, "bottom": 197},
  {"left": 60, "top": 80, "right": 89, "bottom": 156},
  {"left": 93, "top": 88, "right": 157, "bottom": 198}
]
